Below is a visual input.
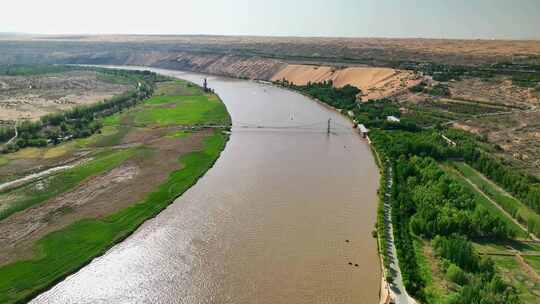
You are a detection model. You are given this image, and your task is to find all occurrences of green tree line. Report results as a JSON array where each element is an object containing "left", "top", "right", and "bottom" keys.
[
  {"left": 1, "top": 66, "right": 168, "bottom": 153},
  {"left": 444, "top": 129, "right": 540, "bottom": 215},
  {"left": 433, "top": 235, "right": 520, "bottom": 304},
  {"left": 274, "top": 79, "right": 361, "bottom": 110},
  {"left": 0, "top": 126, "right": 15, "bottom": 143}
]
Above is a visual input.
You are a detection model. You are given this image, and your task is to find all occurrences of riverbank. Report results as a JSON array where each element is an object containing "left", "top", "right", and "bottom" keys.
[{"left": 0, "top": 79, "right": 231, "bottom": 304}]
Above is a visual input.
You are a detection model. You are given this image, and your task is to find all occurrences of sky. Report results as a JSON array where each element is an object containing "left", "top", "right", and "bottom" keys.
[{"left": 2, "top": 0, "right": 539, "bottom": 39}]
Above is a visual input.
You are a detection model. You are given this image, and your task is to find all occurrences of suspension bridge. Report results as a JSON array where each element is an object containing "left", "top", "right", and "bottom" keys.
[
  {"left": 231, "top": 118, "right": 355, "bottom": 134},
  {"left": 183, "top": 118, "right": 362, "bottom": 136}
]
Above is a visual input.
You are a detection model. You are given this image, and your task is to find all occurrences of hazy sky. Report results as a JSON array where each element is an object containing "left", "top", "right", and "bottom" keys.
[{"left": 2, "top": 0, "right": 539, "bottom": 39}]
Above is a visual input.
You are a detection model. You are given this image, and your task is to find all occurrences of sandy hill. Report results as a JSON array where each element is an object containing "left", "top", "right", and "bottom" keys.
[{"left": 271, "top": 65, "right": 419, "bottom": 101}]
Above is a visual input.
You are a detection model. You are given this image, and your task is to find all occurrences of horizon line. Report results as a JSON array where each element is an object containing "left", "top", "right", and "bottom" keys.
[{"left": 2, "top": 32, "right": 540, "bottom": 42}]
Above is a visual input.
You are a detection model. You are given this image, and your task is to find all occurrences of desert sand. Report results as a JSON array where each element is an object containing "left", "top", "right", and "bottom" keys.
[{"left": 271, "top": 65, "right": 419, "bottom": 100}]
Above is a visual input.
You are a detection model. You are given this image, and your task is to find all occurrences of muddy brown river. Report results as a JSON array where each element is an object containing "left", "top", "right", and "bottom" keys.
[{"left": 31, "top": 67, "right": 381, "bottom": 304}]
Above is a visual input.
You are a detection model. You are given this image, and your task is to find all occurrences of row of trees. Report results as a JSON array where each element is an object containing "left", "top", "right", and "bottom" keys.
[
  {"left": 379, "top": 152, "right": 515, "bottom": 301},
  {"left": 370, "top": 131, "right": 520, "bottom": 301},
  {"left": 0, "top": 64, "right": 77, "bottom": 76},
  {"left": 370, "top": 129, "right": 454, "bottom": 160},
  {"left": 424, "top": 99, "right": 502, "bottom": 116},
  {"left": 433, "top": 235, "right": 520, "bottom": 304},
  {"left": 409, "top": 81, "right": 451, "bottom": 97},
  {"left": 415, "top": 63, "right": 496, "bottom": 82},
  {"left": 361, "top": 106, "right": 518, "bottom": 302},
  {"left": 415, "top": 62, "right": 540, "bottom": 89},
  {"left": 274, "top": 79, "right": 361, "bottom": 111},
  {"left": 466, "top": 151, "right": 540, "bottom": 212},
  {"left": 2, "top": 67, "right": 166, "bottom": 153},
  {"left": 0, "top": 64, "right": 170, "bottom": 82},
  {"left": 0, "top": 126, "right": 15, "bottom": 143},
  {"left": 444, "top": 129, "right": 540, "bottom": 214},
  {"left": 400, "top": 157, "right": 514, "bottom": 239}
]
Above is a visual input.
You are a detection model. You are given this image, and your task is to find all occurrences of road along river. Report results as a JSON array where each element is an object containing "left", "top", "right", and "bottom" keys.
[{"left": 31, "top": 67, "right": 381, "bottom": 304}]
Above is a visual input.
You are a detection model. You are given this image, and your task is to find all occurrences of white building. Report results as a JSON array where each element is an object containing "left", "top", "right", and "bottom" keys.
[
  {"left": 387, "top": 116, "right": 400, "bottom": 123},
  {"left": 358, "top": 124, "right": 369, "bottom": 138}
]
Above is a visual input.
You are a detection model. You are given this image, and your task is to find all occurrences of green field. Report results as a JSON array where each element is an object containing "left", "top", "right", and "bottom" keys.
[
  {"left": 441, "top": 163, "right": 528, "bottom": 238},
  {"left": 471, "top": 239, "right": 540, "bottom": 303},
  {"left": 0, "top": 79, "right": 230, "bottom": 304},
  {"left": 0, "top": 148, "right": 139, "bottom": 221},
  {"left": 525, "top": 256, "right": 540, "bottom": 274},
  {"left": 0, "top": 133, "right": 226, "bottom": 304},
  {"left": 167, "top": 130, "right": 191, "bottom": 139},
  {"left": 453, "top": 162, "right": 540, "bottom": 237},
  {"left": 0, "top": 121, "right": 130, "bottom": 171},
  {"left": 154, "top": 80, "right": 200, "bottom": 96},
  {"left": 492, "top": 256, "right": 540, "bottom": 303},
  {"left": 100, "top": 81, "right": 230, "bottom": 129},
  {"left": 135, "top": 94, "right": 229, "bottom": 126},
  {"left": 414, "top": 238, "right": 451, "bottom": 304},
  {"left": 473, "top": 239, "right": 540, "bottom": 254}
]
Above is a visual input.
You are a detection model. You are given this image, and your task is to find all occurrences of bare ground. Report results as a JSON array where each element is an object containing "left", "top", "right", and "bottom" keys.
[
  {"left": 0, "top": 149, "right": 92, "bottom": 184},
  {"left": 397, "top": 73, "right": 540, "bottom": 176},
  {"left": 455, "top": 110, "right": 540, "bottom": 176},
  {"left": 0, "top": 71, "right": 130, "bottom": 121},
  {"left": 448, "top": 77, "right": 539, "bottom": 108}
]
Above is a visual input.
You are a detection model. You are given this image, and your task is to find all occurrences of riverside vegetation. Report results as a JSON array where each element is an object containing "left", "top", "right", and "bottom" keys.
[
  {"left": 0, "top": 65, "right": 168, "bottom": 153},
  {"left": 0, "top": 66, "right": 230, "bottom": 304},
  {"left": 279, "top": 80, "right": 540, "bottom": 303}
]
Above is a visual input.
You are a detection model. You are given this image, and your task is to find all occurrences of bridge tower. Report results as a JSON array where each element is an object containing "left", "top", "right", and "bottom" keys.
[{"left": 327, "top": 118, "right": 331, "bottom": 135}]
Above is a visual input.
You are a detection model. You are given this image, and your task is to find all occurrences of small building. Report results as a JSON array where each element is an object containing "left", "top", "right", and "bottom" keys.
[
  {"left": 358, "top": 124, "right": 369, "bottom": 138},
  {"left": 387, "top": 116, "right": 400, "bottom": 123}
]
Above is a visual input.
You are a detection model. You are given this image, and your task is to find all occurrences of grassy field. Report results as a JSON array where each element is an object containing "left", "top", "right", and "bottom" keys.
[
  {"left": 0, "top": 132, "right": 226, "bottom": 304},
  {"left": 99, "top": 81, "right": 229, "bottom": 130},
  {"left": 492, "top": 256, "right": 540, "bottom": 303},
  {"left": 471, "top": 239, "right": 540, "bottom": 302},
  {"left": 440, "top": 163, "right": 528, "bottom": 238},
  {"left": 0, "top": 79, "right": 230, "bottom": 304},
  {"left": 525, "top": 256, "right": 540, "bottom": 274},
  {"left": 414, "top": 238, "right": 451, "bottom": 304},
  {"left": 167, "top": 130, "right": 191, "bottom": 139},
  {"left": 425, "top": 98, "right": 506, "bottom": 116},
  {"left": 135, "top": 94, "right": 229, "bottom": 126},
  {"left": 0, "top": 126, "right": 124, "bottom": 171},
  {"left": 0, "top": 148, "right": 139, "bottom": 221},
  {"left": 473, "top": 239, "right": 540, "bottom": 253},
  {"left": 154, "top": 80, "right": 201, "bottom": 96},
  {"left": 453, "top": 162, "right": 540, "bottom": 237}
]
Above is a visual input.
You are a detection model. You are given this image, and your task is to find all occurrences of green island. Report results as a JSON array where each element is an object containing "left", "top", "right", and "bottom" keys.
[
  {"left": 0, "top": 66, "right": 230, "bottom": 304},
  {"left": 277, "top": 80, "right": 540, "bottom": 304}
]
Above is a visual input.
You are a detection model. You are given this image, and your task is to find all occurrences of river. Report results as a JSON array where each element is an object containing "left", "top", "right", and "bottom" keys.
[{"left": 31, "top": 67, "right": 381, "bottom": 304}]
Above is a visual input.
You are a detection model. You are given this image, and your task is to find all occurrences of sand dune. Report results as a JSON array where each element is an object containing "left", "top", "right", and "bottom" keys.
[{"left": 271, "top": 65, "right": 419, "bottom": 101}]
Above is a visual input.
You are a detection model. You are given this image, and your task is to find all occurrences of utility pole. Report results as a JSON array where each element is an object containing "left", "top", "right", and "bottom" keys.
[{"left": 327, "top": 118, "right": 331, "bottom": 135}]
